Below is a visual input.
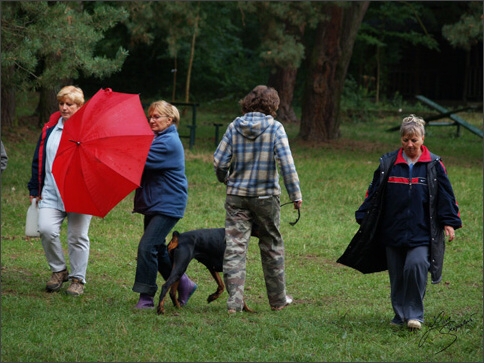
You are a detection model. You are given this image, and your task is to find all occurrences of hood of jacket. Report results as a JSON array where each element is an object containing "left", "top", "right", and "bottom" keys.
[{"left": 234, "top": 112, "right": 273, "bottom": 140}]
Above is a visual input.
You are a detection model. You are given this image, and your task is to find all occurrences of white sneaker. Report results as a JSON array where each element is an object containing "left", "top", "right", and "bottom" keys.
[
  {"left": 271, "top": 295, "right": 293, "bottom": 311},
  {"left": 407, "top": 319, "right": 422, "bottom": 330}
]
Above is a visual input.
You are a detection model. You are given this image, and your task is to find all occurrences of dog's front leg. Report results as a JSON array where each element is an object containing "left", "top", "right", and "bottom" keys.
[{"left": 207, "top": 270, "right": 224, "bottom": 303}]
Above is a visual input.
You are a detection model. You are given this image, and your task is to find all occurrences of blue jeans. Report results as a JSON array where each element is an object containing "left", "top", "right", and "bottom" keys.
[{"left": 132, "top": 214, "right": 179, "bottom": 296}]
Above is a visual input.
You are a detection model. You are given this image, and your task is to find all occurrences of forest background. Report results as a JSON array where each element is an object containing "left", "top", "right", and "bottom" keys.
[{"left": 1, "top": 1, "right": 482, "bottom": 141}]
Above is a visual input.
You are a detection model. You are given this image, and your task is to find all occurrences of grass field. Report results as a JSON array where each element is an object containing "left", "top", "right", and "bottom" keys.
[{"left": 1, "top": 102, "right": 482, "bottom": 362}]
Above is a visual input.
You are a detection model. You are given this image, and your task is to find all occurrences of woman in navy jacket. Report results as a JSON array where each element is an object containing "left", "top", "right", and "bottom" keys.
[
  {"left": 28, "top": 85, "right": 92, "bottom": 296},
  {"left": 351, "top": 115, "right": 461, "bottom": 330},
  {"left": 132, "top": 100, "right": 197, "bottom": 309}
]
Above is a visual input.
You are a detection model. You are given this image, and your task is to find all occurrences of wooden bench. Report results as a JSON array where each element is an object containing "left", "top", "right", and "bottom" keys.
[{"left": 172, "top": 102, "right": 199, "bottom": 149}]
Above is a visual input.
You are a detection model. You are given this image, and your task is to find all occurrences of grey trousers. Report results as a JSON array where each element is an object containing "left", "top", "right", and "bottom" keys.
[
  {"left": 386, "top": 245, "right": 430, "bottom": 324},
  {"left": 38, "top": 207, "right": 92, "bottom": 283}
]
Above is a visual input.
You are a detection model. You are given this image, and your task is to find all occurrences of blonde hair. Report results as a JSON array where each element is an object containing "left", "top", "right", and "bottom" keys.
[
  {"left": 148, "top": 100, "right": 180, "bottom": 127},
  {"left": 57, "top": 85, "right": 85, "bottom": 106},
  {"left": 400, "top": 114, "right": 426, "bottom": 137}
]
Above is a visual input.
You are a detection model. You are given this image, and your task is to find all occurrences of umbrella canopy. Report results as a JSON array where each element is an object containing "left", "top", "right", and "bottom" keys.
[{"left": 52, "top": 88, "right": 153, "bottom": 218}]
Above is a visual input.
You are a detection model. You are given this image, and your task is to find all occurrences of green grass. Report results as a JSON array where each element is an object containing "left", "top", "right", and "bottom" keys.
[{"left": 1, "top": 106, "right": 482, "bottom": 362}]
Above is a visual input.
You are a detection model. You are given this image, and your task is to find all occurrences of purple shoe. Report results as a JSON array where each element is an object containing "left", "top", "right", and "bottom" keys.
[
  {"left": 135, "top": 293, "right": 154, "bottom": 309},
  {"left": 177, "top": 274, "right": 197, "bottom": 306}
]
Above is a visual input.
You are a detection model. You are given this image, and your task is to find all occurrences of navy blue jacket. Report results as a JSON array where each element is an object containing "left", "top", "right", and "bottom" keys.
[
  {"left": 339, "top": 146, "right": 461, "bottom": 283},
  {"left": 133, "top": 125, "right": 188, "bottom": 218},
  {"left": 356, "top": 146, "right": 462, "bottom": 248},
  {"left": 27, "top": 112, "right": 61, "bottom": 197}
]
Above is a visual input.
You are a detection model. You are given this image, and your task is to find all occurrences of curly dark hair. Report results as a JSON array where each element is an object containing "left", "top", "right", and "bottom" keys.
[{"left": 239, "top": 85, "right": 280, "bottom": 117}]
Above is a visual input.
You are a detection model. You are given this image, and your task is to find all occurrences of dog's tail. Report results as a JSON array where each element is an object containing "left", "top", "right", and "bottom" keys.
[{"left": 167, "top": 231, "right": 180, "bottom": 257}]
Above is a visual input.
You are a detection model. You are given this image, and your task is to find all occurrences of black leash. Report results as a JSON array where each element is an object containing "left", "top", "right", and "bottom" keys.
[{"left": 281, "top": 201, "right": 301, "bottom": 226}]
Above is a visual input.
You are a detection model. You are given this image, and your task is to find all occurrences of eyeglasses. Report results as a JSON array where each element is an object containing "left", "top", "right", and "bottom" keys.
[{"left": 149, "top": 115, "right": 169, "bottom": 120}]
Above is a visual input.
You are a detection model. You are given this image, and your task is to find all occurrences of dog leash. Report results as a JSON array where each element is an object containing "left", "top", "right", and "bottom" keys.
[{"left": 281, "top": 201, "right": 301, "bottom": 226}]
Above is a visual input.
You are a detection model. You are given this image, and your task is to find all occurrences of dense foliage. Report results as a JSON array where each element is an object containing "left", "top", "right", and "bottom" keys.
[{"left": 1, "top": 2, "right": 481, "bottom": 139}]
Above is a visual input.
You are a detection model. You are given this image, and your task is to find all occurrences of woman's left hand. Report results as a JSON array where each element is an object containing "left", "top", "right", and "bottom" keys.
[{"left": 444, "top": 225, "right": 456, "bottom": 241}]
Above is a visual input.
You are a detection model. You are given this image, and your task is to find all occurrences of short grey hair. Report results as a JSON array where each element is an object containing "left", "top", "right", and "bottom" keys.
[{"left": 400, "top": 114, "right": 426, "bottom": 137}]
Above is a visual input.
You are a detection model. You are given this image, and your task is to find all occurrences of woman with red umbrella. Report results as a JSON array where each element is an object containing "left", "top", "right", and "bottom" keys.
[
  {"left": 132, "top": 100, "right": 197, "bottom": 309},
  {"left": 28, "top": 85, "right": 92, "bottom": 296}
]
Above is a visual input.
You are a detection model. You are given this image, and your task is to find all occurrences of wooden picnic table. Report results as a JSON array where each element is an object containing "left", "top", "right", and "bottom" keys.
[{"left": 415, "top": 95, "right": 482, "bottom": 138}]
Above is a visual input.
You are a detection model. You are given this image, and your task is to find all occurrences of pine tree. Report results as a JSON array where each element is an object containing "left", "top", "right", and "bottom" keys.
[{"left": 1, "top": 2, "right": 129, "bottom": 127}]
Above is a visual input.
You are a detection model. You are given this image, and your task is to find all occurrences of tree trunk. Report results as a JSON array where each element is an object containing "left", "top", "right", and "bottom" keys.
[
  {"left": 1, "top": 86, "right": 16, "bottom": 129},
  {"left": 268, "top": 67, "right": 299, "bottom": 123},
  {"left": 1, "top": 64, "right": 17, "bottom": 129},
  {"left": 375, "top": 46, "right": 380, "bottom": 104},
  {"left": 300, "top": 1, "right": 369, "bottom": 142},
  {"left": 462, "top": 49, "right": 470, "bottom": 102},
  {"left": 36, "top": 87, "right": 59, "bottom": 127},
  {"left": 36, "top": 52, "right": 71, "bottom": 126},
  {"left": 172, "top": 56, "right": 178, "bottom": 102},
  {"left": 185, "top": 4, "right": 200, "bottom": 103}
]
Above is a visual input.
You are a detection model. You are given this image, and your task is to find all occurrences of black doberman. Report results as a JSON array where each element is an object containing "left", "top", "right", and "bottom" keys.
[{"left": 156, "top": 227, "right": 256, "bottom": 315}]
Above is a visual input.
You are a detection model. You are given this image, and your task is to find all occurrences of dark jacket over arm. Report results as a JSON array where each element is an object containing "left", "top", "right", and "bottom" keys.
[{"left": 337, "top": 148, "right": 461, "bottom": 283}]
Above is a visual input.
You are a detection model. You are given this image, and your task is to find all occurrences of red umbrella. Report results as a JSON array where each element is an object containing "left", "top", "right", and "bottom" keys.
[{"left": 52, "top": 88, "right": 153, "bottom": 218}]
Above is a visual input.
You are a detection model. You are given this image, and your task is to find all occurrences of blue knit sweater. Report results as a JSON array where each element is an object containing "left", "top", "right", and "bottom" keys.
[{"left": 133, "top": 125, "right": 188, "bottom": 218}]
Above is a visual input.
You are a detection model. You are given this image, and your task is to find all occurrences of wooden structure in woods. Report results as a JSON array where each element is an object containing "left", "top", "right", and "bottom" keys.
[{"left": 415, "top": 95, "right": 482, "bottom": 138}]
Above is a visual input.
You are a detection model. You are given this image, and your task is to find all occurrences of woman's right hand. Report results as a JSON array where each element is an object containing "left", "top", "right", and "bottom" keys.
[{"left": 29, "top": 196, "right": 40, "bottom": 203}]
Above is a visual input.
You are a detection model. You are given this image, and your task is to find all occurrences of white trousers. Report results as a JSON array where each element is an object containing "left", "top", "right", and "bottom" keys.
[{"left": 38, "top": 208, "right": 92, "bottom": 283}]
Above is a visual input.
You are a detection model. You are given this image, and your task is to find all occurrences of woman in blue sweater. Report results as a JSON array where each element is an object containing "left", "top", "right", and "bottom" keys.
[{"left": 132, "top": 100, "right": 196, "bottom": 309}]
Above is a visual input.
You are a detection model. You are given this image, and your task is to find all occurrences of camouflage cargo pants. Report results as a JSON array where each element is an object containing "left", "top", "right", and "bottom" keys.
[{"left": 223, "top": 194, "right": 287, "bottom": 311}]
